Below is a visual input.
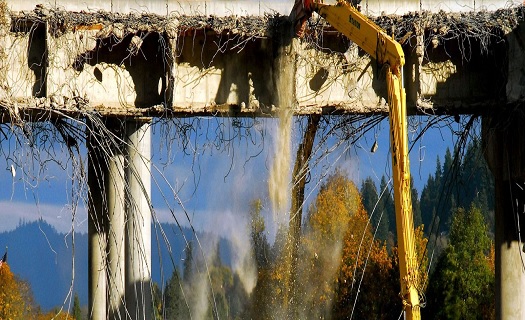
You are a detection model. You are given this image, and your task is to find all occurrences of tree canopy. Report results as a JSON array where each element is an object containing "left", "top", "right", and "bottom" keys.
[{"left": 425, "top": 206, "right": 494, "bottom": 319}]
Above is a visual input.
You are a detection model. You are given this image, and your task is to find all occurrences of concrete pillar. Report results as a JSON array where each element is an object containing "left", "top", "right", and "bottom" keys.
[
  {"left": 483, "top": 110, "right": 525, "bottom": 319},
  {"left": 106, "top": 121, "right": 126, "bottom": 319},
  {"left": 87, "top": 128, "right": 107, "bottom": 320},
  {"left": 125, "top": 119, "right": 152, "bottom": 320}
]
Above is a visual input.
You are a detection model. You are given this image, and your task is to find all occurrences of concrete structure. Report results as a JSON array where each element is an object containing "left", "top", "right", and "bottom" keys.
[
  {"left": 484, "top": 111, "right": 525, "bottom": 319},
  {"left": 1, "top": 1, "right": 522, "bottom": 120},
  {"left": 106, "top": 122, "right": 126, "bottom": 319},
  {"left": 87, "top": 127, "right": 108, "bottom": 320},
  {"left": 125, "top": 120, "right": 152, "bottom": 320},
  {"left": 2, "top": 0, "right": 525, "bottom": 319}
]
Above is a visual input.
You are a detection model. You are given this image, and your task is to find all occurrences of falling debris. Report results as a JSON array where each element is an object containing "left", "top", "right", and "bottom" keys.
[
  {"left": 128, "top": 35, "right": 143, "bottom": 55},
  {"left": 370, "top": 140, "right": 378, "bottom": 153}
]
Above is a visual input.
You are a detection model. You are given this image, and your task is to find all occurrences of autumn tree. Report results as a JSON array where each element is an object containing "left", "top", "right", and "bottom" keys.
[
  {"left": 332, "top": 191, "right": 398, "bottom": 319},
  {"left": 299, "top": 171, "right": 408, "bottom": 319},
  {"left": 0, "top": 264, "right": 29, "bottom": 319},
  {"left": 414, "top": 225, "right": 429, "bottom": 292},
  {"left": 331, "top": 175, "right": 428, "bottom": 319},
  {"left": 301, "top": 171, "right": 363, "bottom": 318},
  {"left": 248, "top": 220, "right": 291, "bottom": 320},
  {"left": 37, "top": 309, "right": 73, "bottom": 320},
  {"left": 247, "top": 169, "right": 430, "bottom": 319},
  {"left": 288, "top": 115, "right": 320, "bottom": 319}
]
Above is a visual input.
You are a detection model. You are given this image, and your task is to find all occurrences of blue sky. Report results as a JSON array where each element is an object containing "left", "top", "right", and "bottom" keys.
[{"left": 0, "top": 115, "right": 462, "bottom": 237}]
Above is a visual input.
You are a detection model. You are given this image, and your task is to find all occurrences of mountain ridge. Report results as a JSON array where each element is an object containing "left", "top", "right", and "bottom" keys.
[{"left": 0, "top": 219, "right": 233, "bottom": 311}]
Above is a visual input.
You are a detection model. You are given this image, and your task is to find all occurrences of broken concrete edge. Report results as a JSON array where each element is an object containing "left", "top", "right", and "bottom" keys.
[
  {"left": 8, "top": 4, "right": 525, "bottom": 41},
  {"left": 0, "top": 96, "right": 515, "bottom": 124},
  {"left": 9, "top": 6, "right": 287, "bottom": 39}
]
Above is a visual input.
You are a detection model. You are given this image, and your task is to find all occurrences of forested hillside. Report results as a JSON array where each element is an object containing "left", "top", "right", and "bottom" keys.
[{"left": 0, "top": 138, "right": 496, "bottom": 319}]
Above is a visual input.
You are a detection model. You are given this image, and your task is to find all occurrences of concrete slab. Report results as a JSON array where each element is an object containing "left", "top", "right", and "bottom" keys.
[{"left": 1, "top": 2, "right": 522, "bottom": 120}]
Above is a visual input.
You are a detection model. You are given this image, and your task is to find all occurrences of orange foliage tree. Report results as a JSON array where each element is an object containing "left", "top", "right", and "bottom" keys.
[
  {"left": 300, "top": 171, "right": 361, "bottom": 318},
  {"left": 0, "top": 264, "right": 29, "bottom": 319},
  {"left": 300, "top": 170, "right": 404, "bottom": 319},
  {"left": 0, "top": 264, "right": 70, "bottom": 320},
  {"left": 333, "top": 182, "right": 399, "bottom": 319},
  {"left": 37, "top": 310, "right": 73, "bottom": 320},
  {"left": 249, "top": 170, "right": 430, "bottom": 319},
  {"left": 331, "top": 173, "right": 428, "bottom": 318}
]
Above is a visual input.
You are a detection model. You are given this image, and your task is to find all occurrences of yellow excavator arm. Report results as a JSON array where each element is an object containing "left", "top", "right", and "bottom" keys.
[
  {"left": 293, "top": 1, "right": 420, "bottom": 319},
  {"left": 303, "top": 1, "right": 404, "bottom": 68}
]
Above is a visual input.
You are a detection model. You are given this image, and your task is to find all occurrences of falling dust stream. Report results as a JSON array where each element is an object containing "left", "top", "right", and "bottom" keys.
[
  {"left": 264, "top": 31, "right": 326, "bottom": 319},
  {"left": 268, "top": 107, "right": 293, "bottom": 215},
  {"left": 267, "top": 94, "right": 323, "bottom": 318}
]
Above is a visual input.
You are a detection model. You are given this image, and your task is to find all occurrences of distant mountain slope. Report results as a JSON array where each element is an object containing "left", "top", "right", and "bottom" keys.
[
  {"left": 0, "top": 219, "right": 88, "bottom": 310},
  {"left": 0, "top": 219, "right": 232, "bottom": 311}
]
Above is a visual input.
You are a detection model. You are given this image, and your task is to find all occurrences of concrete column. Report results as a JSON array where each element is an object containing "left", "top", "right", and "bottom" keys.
[
  {"left": 125, "top": 119, "right": 152, "bottom": 320},
  {"left": 106, "top": 121, "right": 126, "bottom": 319},
  {"left": 494, "top": 180, "right": 525, "bottom": 319},
  {"left": 87, "top": 128, "right": 107, "bottom": 320},
  {"left": 483, "top": 111, "right": 525, "bottom": 319}
]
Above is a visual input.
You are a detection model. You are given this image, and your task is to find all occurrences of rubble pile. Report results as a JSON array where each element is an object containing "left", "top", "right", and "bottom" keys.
[
  {"left": 10, "top": 4, "right": 524, "bottom": 42},
  {"left": 11, "top": 6, "right": 285, "bottom": 39},
  {"left": 375, "top": 7, "right": 525, "bottom": 48}
]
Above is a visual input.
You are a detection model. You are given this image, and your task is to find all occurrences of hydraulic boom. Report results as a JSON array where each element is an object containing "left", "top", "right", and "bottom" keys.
[{"left": 293, "top": 1, "right": 421, "bottom": 319}]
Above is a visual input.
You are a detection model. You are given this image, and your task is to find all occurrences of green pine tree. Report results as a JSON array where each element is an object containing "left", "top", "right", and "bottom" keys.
[
  {"left": 378, "top": 175, "right": 395, "bottom": 245},
  {"left": 459, "top": 138, "right": 494, "bottom": 232},
  {"left": 410, "top": 176, "right": 423, "bottom": 228},
  {"left": 425, "top": 206, "right": 494, "bottom": 319},
  {"left": 361, "top": 177, "right": 389, "bottom": 243},
  {"left": 421, "top": 173, "right": 438, "bottom": 236},
  {"left": 73, "top": 293, "right": 82, "bottom": 320},
  {"left": 440, "top": 147, "right": 457, "bottom": 225},
  {"left": 164, "top": 268, "right": 189, "bottom": 319},
  {"left": 226, "top": 273, "right": 249, "bottom": 320},
  {"left": 183, "top": 242, "right": 193, "bottom": 283}
]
